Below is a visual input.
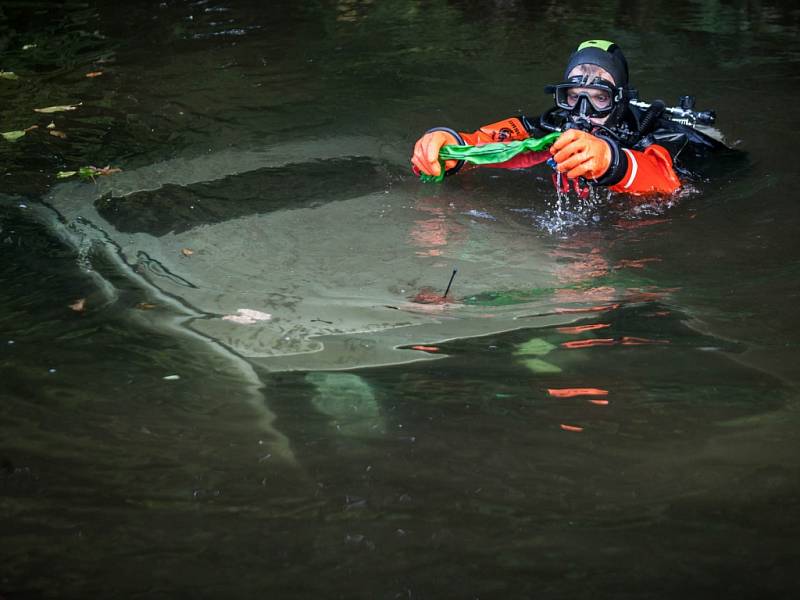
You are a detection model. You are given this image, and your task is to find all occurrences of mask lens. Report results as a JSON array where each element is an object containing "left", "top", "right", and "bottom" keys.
[
  {"left": 565, "top": 88, "right": 612, "bottom": 111},
  {"left": 553, "top": 78, "right": 616, "bottom": 115}
]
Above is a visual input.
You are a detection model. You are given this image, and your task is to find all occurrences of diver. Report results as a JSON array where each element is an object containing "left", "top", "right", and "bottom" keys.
[{"left": 411, "top": 40, "right": 731, "bottom": 196}]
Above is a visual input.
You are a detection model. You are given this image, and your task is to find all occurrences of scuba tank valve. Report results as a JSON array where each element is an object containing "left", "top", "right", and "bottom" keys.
[{"left": 629, "top": 98, "right": 715, "bottom": 127}]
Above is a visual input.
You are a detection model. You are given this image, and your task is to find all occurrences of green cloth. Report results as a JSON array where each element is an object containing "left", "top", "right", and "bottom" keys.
[{"left": 419, "top": 132, "right": 561, "bottom": 182}]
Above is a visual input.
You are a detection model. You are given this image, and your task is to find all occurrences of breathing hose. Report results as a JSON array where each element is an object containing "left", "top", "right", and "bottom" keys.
[{"left": 637, "top": 99, "right": 665, "bottom": 138}]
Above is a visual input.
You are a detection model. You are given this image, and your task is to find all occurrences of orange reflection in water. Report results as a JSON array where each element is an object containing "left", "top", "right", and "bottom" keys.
[
  {"left": 408, "top": 198, "right": 466, "bottom": 258},
  {"left": 614, "top": 257, "right": 662, "bottom": 269},
  {"left": 561, "top": 336, "right": 669, "bottom": 349},
  {"left": 560, "top": 424, "right": 584, "bottom": 432},
  {"left": 410, "top": 345, "right": 440, "bottom": 353},
  {"left": 548, "top": 388, "right": 609, "bottom": 398},
  {"left": 620, "top": 336, "right": 670, "bottom": 346},
  {"left": 410, "top": 218, "right": 449, "bottom": 257},
  {"left": 613, "top": 217, "right": 670, "bottom": 230},
  {"left": 561, "top": 338, "right": 616, "bottom": 349},
  {"left": 550, "top": 244, "right": 610, "bottom": 285},
  {"left": 554, "top": 286, "right": 617, "bottom": 305},
  {"left": 555, "top": 303, "right": 621, "bottom": 314},
  {"left": 556, "top": 323, "right": 611, "bottom": 334}
]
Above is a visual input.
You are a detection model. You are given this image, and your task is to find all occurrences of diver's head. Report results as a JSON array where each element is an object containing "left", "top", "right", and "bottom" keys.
[
  {"left": 563, "top": 40, "right": 628, "bottom": 88},
  {"left": 546, "top": 40, "right": 630, "bottom": 128}
]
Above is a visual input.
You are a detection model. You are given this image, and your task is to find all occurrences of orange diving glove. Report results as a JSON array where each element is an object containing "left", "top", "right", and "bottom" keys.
[
  {"left": 550, "top": 129, "right": 612, "bottom": 180},
  {"left": 411, "top": 130, "right": 458, "bottom": 177}
]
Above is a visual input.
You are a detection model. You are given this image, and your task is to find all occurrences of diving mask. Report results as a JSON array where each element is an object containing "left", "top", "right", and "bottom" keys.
[{"left": 546, "top": 76, "right": 623, "bottom": 118}]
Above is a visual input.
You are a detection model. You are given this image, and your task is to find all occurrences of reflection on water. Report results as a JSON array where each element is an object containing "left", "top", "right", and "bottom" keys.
[
  {"left": 409, "top": 197, "right": 464, "bottom": 258},
  {"left": 2, "top": 1, "right": 800, "bottom": 598}
]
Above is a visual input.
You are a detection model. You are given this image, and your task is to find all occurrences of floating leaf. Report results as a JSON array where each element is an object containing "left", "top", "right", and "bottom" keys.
[
  {"left": 49, "top": 130, "right": 67, "bottom": 139},
  {"left": 69, "top": 298, "right": 86, "bottom": 312},
  {"left": 75, "top": 165, "right": 121, "bottom": 180},
  {"left": 46, "top": 121, "right": 56, "bottom": 129},
  {"left": 34, "top": 102, "right": 81, "bottom": 114},
  {"left": 57, "top": 165, "right": 121, "bottom": 181},
  {"left": 2, "top": 130, "right": 27, "bottom": 142},
  {"left": 0, "top": 71, "right": 19, "bottom": 80},
  {"left": 2, "top": 124, "right": 37, "bottom": 141},
  {"left": 85, "top": 71, "right": 104, "bottom": 78},
  {"left": 22, "top": 44, "right": 37, "bottom": 50}
]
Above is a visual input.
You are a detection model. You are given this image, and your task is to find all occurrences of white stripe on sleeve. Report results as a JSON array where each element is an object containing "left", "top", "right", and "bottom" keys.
[{"left": 622, "top": 149, "right": 638, "bottom": 189}]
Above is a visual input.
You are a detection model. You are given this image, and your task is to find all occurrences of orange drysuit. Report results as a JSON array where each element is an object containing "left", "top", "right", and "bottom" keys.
[{"left": 436, "top": 116, "right": 680, "bottom": 195}]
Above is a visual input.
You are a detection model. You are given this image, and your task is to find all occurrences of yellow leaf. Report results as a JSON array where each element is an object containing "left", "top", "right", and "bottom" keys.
[
  {"left": 56, "top": 171, "right": 77, "bottom": 179},
  {"left": 34, "top": 102, "right": 82, "bottom": 114},
  {"left": 0, "top": 71, "right": 19, "bottom": 80},
  {"left": 49, "top": 130, "right": 67, "bottom": 139}
]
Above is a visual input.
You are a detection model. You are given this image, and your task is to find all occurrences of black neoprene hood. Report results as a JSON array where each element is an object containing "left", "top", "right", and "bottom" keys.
[{"left": 563, "top": 40, "right": 629, "bottom": 87}]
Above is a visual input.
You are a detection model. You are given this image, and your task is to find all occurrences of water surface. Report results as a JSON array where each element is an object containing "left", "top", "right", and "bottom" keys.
[{"left": 2, "top": 1, "right": 799, "bottom": 598}]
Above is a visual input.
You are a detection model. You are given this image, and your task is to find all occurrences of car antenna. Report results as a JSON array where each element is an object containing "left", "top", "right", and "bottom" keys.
[{"left": 443, "top": 268, "right": 458, "bottom": 299}]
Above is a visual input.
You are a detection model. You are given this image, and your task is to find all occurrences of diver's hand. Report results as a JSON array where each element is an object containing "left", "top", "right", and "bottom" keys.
[
  {"left": 550, "top": 129, "right": 612, "bottom": 180},
  {"left": 411, "top": 131, "right": 458, "bottom": 177}
]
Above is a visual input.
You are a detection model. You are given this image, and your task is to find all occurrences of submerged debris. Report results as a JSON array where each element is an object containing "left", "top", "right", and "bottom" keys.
[
  {"left": 68, "top": 298, "right": 86, "bottom": 312},
  {"left": 412, "top": 268, "right": 458, "bottom": 304},
  {"left": 306, "top": 372, "right": 382, "bottom": 436},
  {"left": 222, "top": 308, "right": 272, "bottom": 324}
]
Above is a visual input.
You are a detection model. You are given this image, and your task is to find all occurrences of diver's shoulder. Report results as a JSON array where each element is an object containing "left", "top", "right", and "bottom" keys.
[{"left": 642, "top": 116, "right": 743, "bottom": 159}]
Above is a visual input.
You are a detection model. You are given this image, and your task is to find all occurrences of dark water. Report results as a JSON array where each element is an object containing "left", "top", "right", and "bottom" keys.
[{"left": 2, "top": 1, "right": 800, "bottom": 598}]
